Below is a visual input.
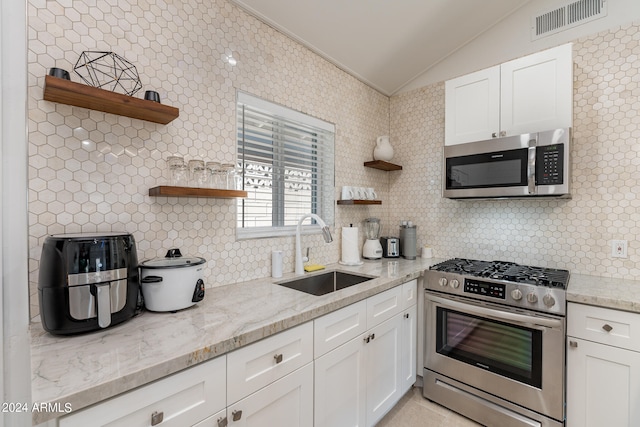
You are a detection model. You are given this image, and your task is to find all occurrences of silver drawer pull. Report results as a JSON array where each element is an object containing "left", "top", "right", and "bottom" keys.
[
  {"left": 602, "top": 324, "right": 613, "bottom": 332},
  {"left": 217, "top": 416, "right": 228, "bottom": 427},
  {"left": 151, "top": 411, "right": 164, "bottom": 426},
  {"left": 569, "top": 340, "right": 578, "bottom": 348},
  {"left": 274, "top": 353, "right": 283, "bottom": 364},
  {"left": 232, "top": 410, "right": 243, "bottom": 421}
]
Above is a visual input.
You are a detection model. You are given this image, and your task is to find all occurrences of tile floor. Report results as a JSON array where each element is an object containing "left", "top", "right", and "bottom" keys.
[{"left": 378, "top": 386, "right": 482, "bottom": 427}]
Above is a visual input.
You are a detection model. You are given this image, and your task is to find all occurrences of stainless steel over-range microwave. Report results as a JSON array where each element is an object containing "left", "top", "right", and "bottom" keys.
[{"left": 443, "top": 128, "right": 570, "bottom": 199}]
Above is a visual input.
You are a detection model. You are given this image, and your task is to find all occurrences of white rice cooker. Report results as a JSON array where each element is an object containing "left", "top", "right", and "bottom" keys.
[{"left": 139, "top": 248, "right": 206, "bottom": 312}]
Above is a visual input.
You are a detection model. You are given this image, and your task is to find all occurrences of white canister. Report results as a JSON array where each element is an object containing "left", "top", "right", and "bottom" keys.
[{"left": 272, "top": 250, "right": 283, "bottom": 278}]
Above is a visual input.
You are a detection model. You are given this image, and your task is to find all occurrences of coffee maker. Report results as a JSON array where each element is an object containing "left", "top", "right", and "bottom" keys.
[{"left": 38, "top": 233, "right": 140, "bottom": 335}]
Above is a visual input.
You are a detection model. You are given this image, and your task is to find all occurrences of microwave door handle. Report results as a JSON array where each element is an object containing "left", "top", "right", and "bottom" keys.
[{"left": 527, "top": 143, "right": 536, "bottom": 194}]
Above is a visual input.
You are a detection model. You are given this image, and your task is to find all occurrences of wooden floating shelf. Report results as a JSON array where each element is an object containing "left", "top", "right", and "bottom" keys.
[
  {"left": 337, "top": 200, "right": 382, "bottom": 205},
  {"left": 43, "top": 75, "right": 180, "bottom": 124},
  {"left": 364, "top": 160, "right": 402, "bottom": 171},
  {"left": 149, "top": 186, "right": 248, "bottom": 198}
]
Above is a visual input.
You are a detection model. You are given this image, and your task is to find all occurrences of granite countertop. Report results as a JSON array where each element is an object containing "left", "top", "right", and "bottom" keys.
[
  {"left": 31, "top": 258, "right": 640, "bottom": 425},
  {"left": 30, "top": 257, "right": 440, "bottom": 425},
  {"left": 567, "top": 273, "right": 640, "bottom": 313}
]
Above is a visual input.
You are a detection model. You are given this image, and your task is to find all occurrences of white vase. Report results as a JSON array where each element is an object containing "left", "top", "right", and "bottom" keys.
[{"left": 373, "top": 136, "right": 394, "bottom": 161}]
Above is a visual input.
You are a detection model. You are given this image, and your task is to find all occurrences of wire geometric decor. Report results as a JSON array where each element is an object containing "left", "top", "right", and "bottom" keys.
[{"left": 73, "top": 51, "right": 142, "bottom": 96}]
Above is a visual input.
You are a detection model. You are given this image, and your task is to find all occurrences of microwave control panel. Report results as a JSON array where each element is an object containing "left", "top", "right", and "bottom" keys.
[{"left": 536, "top": 144, "right": 564, "bottom": 185}]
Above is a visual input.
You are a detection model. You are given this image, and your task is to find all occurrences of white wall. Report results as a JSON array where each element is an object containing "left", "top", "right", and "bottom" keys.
[
  {"left": 399, "top": 0, "right": 640, "bottom": 92},
  {"left": 1, "top": 0, "right": 32, "bottom": 424}
]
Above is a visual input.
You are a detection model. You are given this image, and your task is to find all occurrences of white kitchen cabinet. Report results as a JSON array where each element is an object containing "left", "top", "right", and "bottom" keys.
[
  {"left": 566, "top": 303, "right": 640, "bottom": 427},
  {"left": 314, "top": 299, "right": 367, "bottom": 358},
  {"left": 226, "top": 363, "right": 314, "bottom": 427},
  {"left": 445, "top": 43, "right": 572, "bottom": 145},
  {"left": 366, "top": 314, "right": 403, "bottom": 426},
  {"left": 400, "top": 303, "right": 417, "bottom": 393},
  {"left": 314, "top": 330, "right": 367, "bottom": 427},
  {"left": 59, "top": 355, "right": 226, "bottom": 427},
  {"left": 315, "top": 282, "right": 415, "bottom": 427},
  {"left": 227, "top": 321, "right": 313, "bottom": 405}
]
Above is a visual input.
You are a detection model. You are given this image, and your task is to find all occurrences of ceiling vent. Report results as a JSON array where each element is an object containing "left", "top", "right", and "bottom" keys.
[{"left": 532, "top": 0, "right": 607, "bottom": 40}]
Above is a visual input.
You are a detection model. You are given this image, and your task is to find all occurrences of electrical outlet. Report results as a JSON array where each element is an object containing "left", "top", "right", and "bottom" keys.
[{"left": 611, "top": 240, "right": 628, "bottom": 258}]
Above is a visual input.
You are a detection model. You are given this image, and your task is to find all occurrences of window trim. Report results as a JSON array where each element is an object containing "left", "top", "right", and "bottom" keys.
[{"left": 236, "top": 91, "right": 335, "bottom": 240}]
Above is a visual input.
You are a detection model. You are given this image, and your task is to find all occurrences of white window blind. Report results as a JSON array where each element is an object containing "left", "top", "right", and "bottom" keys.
[{"left": 236, "top": 92, "right": 335, "bottom": 239}]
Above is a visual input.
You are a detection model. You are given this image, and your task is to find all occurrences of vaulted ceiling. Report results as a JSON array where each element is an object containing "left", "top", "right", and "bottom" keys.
[{"left": 230, "top": 0, "right": 532, "bottom": 95}]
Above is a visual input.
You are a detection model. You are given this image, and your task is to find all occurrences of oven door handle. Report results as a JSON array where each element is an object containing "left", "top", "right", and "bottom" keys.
[{"left": 428, "top": 294, "right": 563, "bottom": 329}]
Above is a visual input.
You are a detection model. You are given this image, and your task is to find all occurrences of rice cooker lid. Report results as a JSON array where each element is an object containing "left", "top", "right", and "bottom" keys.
[{"left": 141, "top": 248, "right": 206, "bottom": 268}]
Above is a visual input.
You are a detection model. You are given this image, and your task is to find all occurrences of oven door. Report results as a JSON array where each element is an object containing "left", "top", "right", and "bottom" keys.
[{"left": 425, "top": 292, "right": 565, "bottom": 420}]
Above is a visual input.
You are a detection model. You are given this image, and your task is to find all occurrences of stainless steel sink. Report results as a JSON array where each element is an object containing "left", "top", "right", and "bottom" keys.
[{"left": 276, "top": 271, "right": 374, "bottom": 296}]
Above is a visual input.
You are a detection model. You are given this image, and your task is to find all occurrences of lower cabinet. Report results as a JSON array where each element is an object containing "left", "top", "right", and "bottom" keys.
[
  {"left": 59, "top": 355, "right": 226, "bottom": 427},
  {"left": 314, "top": 280, "right": 418, "bottom": 427},
  {"left": 226, "top": 363, "right": 314, "bottom": 427},
  {"left": 567, "top": 303, "right": 640, "bottom": 427},
  {"left": 56, "top": 281, "right": 418, "bottom": 427}
]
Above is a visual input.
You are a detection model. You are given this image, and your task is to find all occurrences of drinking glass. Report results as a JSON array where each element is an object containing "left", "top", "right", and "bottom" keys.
[{"left": 188, "top": 159, "right": 206, "bottom": 187}]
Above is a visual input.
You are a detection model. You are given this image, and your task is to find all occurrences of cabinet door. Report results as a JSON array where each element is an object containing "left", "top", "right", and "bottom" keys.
[
  {"left": 227, "top": 363, "right": 313, "bottom": 427},
  {"left": 314, "top": 334, "right": 367, "bottom": 427},
  {"left": 566, "top": 337, "right": 640, "bottom": 427},
  {"left": 445, "top": 66, "right": 500, "bottom": 145},
  {"left": 365, "top": 314, "right": 402, "bottom": 427},
  {"left": 400, "top": 304, "right": 417, "bottom": 394},
  {"left": 500, "top": 43, "right": 572, "bottom": 136}
]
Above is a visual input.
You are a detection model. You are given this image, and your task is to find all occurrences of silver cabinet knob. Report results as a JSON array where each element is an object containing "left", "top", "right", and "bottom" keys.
[
  {"left": 151, "top": 411, "right": 164, "bottom": 426},
  {"left": 492, "top": 132, "right": 498, "bottom": 138},
  {"left": 511, "top": 289, "right": 523, "bottom": 300},
  {"left": 526, "top": 292, "right": 538, "bottom": 304},
  {"left": 232, "top": 410, "right": 243, "bottom": 421},
  {"left": 542, "top": 294, "right": 556, "bottom": 308},
  {"left": 438, "top": 278, "right": 448, "bottom": 287},
  {"left": 274, "top": 353, "right": 283, "bottom": 364},
  {"left": 602, "top": 324, "right": 613, "bottom": 332},
  {"left": 569, "top": 340, "right": 578, "bottom": 348},
  {"left": 449, "top": 279, "right": 459, "bottom": 289},
  {"left": 500, "top": 130, "right": 507, "bottom": 137},
  {"left": 217, "top": 416, "right": 228, "bottom": 427}
]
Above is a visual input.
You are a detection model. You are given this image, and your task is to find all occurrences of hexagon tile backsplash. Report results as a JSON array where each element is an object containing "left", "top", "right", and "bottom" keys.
[
  {"left": 27, "top": 0, "right": 640, "bottom": 320},
  {"left": 389, "top": 22, "right": 640, "bottom": 279}
]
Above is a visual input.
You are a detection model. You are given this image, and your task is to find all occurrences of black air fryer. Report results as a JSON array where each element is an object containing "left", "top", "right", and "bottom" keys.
[{"left": 38, "top": 233, "right": 140, "bottom": 335}]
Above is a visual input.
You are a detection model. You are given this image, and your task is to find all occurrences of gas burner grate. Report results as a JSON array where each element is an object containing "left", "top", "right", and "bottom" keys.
[{"left": 430, "top": 258, "right": 570, "bottom": 289}]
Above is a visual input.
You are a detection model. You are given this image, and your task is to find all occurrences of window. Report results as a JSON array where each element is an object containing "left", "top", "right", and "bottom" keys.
[{"left": 236, "top": 92, "right": 335, "bottom": 239}]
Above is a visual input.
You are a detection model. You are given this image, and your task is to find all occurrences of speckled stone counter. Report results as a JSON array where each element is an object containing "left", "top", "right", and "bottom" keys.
[
  {"left": 566, "top": 273, "right": 640, "bottom": 313},
  {"left": 30, "top": 257, "right": 441, "bottom": 425}
]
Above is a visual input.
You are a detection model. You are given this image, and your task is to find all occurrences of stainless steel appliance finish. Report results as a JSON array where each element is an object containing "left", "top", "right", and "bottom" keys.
[
  {"left": 443, "top": 127, "right": 570, "bottom": 199},
  {"left": 380, "top": 236, "right": 400, "bottom": 258},
  {"left": 423, "top": 258, "right": 569, "bottom": 427}
]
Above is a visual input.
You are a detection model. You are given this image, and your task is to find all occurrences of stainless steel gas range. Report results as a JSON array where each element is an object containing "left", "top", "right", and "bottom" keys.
[{"left": 423, "top": 258, "right": 570, "bottom": 427}]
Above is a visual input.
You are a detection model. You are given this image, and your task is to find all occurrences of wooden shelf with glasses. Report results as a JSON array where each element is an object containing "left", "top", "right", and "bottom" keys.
[
  {"left": 363, "top": 160, "right": 402, "bottom": 171},
  {"left": 149, "top": 186, "right": 247, "bottom": 198},
  {"left": 337, "top": 200, "right": 382, "bottom": 205},
  {"left": 43, "top": 75, "right": 180, "bottom": 124}
]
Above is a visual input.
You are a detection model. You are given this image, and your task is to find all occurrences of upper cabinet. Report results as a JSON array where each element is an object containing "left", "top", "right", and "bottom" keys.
[{"left": 445, "top": 44, "right": 573, "bottom": 145}]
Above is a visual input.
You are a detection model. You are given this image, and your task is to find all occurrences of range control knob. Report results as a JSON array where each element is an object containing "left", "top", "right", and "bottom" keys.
[
  {"left": 438, "top": 278, "right": 448, "bottom": 287},
  {"left": 511, "top": 289, "right": 523, "bottom": 301},
  {"left": 543, "top": 294, "right": 556, "bottom": 308},
  {"left": 526, "top": 292, "right": 539, "bottom": 304},
  {"left": 449, "top": 279, "right": 460, "bottom": 289}
]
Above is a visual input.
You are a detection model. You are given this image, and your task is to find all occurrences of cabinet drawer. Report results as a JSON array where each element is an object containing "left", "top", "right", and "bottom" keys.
[
  {"left": 60, "top": 356, "right": 226, "bottom": 427},
  {"left": 568, "top": 303, "right": 640, "bottom": 352},
  {"left": 366, "top": 286, "right": 403, "bottom": 329},
  {"left": 227, "top": 321, "right": 313, "bottom": 404},
  {"left": 314, "top": 300, "right": 367, "bottom": 358},
  {"left": 402, "top": 279, "right": 418, "bottom": 309}
]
